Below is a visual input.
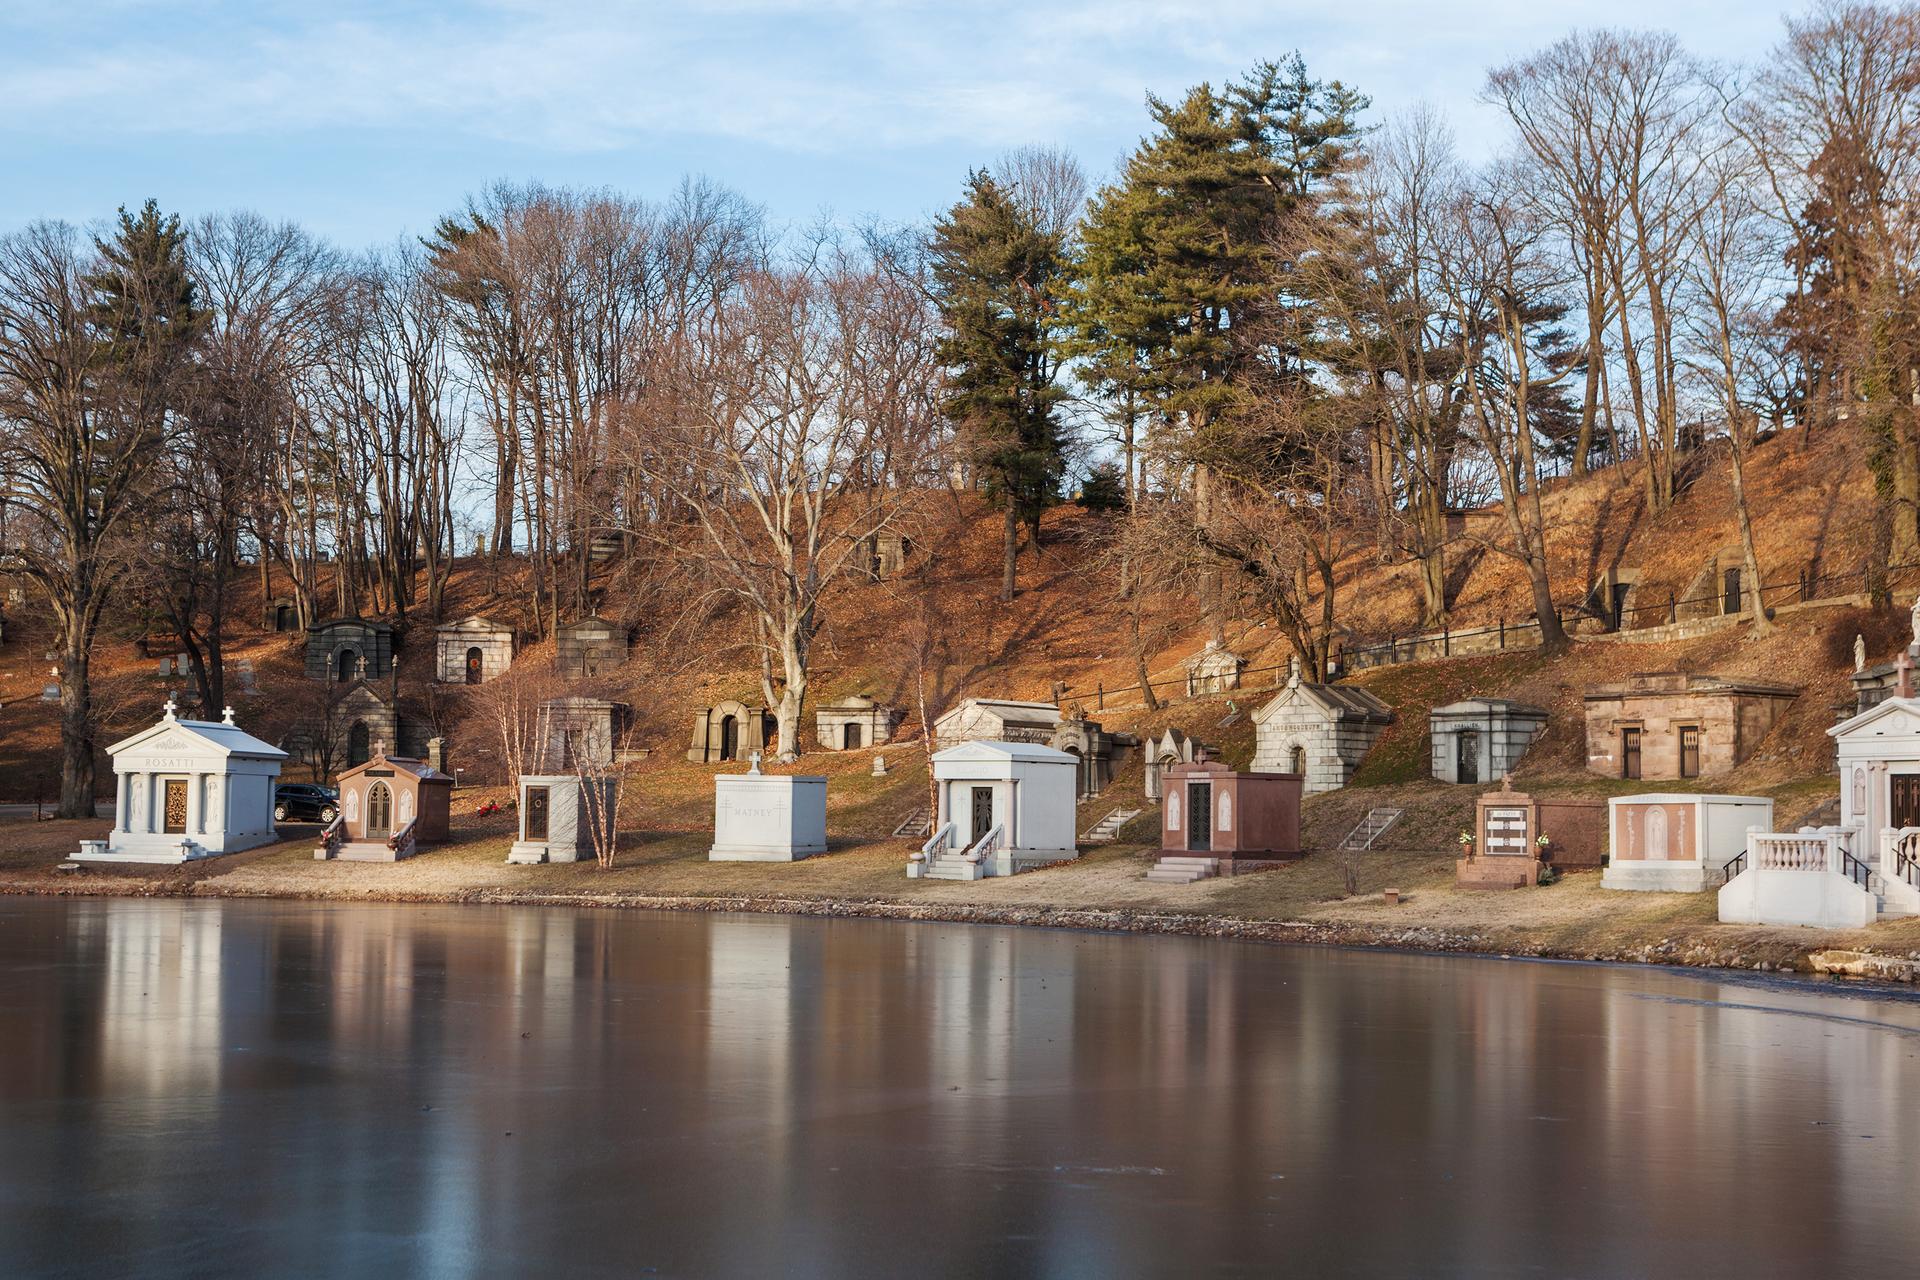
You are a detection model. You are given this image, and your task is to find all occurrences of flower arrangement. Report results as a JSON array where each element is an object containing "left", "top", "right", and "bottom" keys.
[
  {"left": 1457, "top": 830, "right": 1475, "bottom": 850},
  {"left": 1535, "top": 834, "right": 1551, "bottom": 848}
]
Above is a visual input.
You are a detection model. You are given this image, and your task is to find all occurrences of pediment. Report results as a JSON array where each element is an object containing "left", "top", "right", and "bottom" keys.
[{"left": 1834, "top": 697, "right": 1920, "bottom": 743}]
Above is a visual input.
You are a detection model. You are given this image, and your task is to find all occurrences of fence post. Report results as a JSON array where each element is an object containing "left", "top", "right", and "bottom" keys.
[
  {"left": 1443, "top": 623, "right": 1451, "bottom": 656},
  {"left": 1097, "top": 682, "right": 1104, "bottom": 710},
  {"left": 1668, "top": 591, "right": 1677, "bottom": 624},
  {"left": 1499, "top": 617, "right": 1506, "bottom": 649}
]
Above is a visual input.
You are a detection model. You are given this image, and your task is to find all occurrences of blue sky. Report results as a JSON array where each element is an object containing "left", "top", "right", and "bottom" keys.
[{"left": 3, "top": 1, "right": 1786, "bottom": 247}]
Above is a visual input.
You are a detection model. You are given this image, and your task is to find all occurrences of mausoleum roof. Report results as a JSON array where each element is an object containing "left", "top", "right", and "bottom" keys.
[
  {"left": 108, "top": 715, "right": 288, "bottom": 761},
  {"left": 932, "top": 740, "right": 1077, "bottom": 765}
]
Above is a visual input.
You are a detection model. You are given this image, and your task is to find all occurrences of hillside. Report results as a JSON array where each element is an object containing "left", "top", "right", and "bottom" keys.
[{"left": 0, "top": 428, "right": 1899, "bottom": 819}]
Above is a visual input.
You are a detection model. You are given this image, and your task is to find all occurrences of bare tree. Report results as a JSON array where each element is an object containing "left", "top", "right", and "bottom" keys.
[{"left": 618, "top": 236, "right": 938, "bottom": 758}]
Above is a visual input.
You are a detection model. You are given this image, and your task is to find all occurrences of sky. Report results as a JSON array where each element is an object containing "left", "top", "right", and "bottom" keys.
[{"left": 3, "top": 1, "right": 1790, "bottom": 248}]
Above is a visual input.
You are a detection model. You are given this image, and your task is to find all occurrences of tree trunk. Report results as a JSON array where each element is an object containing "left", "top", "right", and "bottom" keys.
[
  {"left": 59, "top": 626, "right": 95, "bottom": 819},
  {"left": 1001, "top": 503, "right": 1018, "bottom": 601},
  {"left": 1728, "top": 426, "right": 1771, "bottom": 636}
]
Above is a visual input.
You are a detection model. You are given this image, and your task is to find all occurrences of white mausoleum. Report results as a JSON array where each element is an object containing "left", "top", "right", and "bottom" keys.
[
  {"left": 508, "top": 775, "right": 618, "bottom": 864},
  {"left": 1721, "top": 683, "right": 1920, "bottom": 927},
  {"left": 1251, "top": 667, "right": 1393, "bottom": 794},
  {"left": 910, "top": 740, "right": 1078, "bottom": 880},
  {"left": 76, "top": 701, "right": 287, "bottom": 864}
]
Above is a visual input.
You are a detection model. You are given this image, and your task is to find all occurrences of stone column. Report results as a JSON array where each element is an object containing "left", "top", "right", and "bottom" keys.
[
  {"left": 145, "top": 773, "right": 159, "bottom": 833},
  {"left": 186, "top": 772, "right": 205, "bottom": 836},
  {"left": 116, "top": 771, "right": 130, "bottom": 835}
]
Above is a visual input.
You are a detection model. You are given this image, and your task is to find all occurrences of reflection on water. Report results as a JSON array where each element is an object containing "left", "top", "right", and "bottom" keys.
[{"left": 2, "top": 898, "right": 1919, "bottom": 1278}]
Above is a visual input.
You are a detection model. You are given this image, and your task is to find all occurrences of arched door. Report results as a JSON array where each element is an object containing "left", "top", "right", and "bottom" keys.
[
  {"left": 719, "top": 715, "right": 739, "bottom": 761},
  {"left": 366, "top": 782, "right": 393, "bottom": 837},
  {"left": 1289, "top": 745, "right": 1307, "bottom": 775},
  {"left": 347, "top": 721, "right": 371, "bottom": 766},
  {"left": 465, "top": 647, "right": 483, "bottom": 684},
  {"left": 336, "top": 647, "right": 359, "bottom": 682},
  {"left": 275, "top": 604, "right": 294, "bottom": 632}
]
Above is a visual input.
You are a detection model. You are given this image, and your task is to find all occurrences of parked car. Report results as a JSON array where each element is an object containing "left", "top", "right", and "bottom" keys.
[{"left": 274, "top": 784, "right": 339, "bottom": 824}]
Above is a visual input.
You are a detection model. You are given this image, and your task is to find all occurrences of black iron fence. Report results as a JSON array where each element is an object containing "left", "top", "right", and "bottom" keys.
[{"left": 1074, "top": 557, "right": 1917, "bottom": 710}]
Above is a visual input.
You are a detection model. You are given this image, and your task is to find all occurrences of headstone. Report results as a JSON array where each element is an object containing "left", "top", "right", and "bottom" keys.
[
  {"left": 872, "top": 754, "right": 889, "bottom": 777},
  {"left": 157, "top": 658, "right": 173, "bottom": 677},
  {"left": 709, "top": 772, "right": 828, "bottom": 862},
  {"left": 41, "top": 683, "right": 60, "bottom": 702}
]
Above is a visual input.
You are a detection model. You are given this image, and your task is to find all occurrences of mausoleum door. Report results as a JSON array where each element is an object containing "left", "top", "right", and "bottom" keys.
[
  {"left": 1187, "top": 782, "right": 1212, "bottom": 852},
  {"left": 719, "top": 716, "right": 738, "bottom": 761},
  {"left": 336, "top": 647, "right": 359, "bottom": 682},
  {"left": 1892, "top": 775, "right": 1920, "bottom": 830},
  {"left": 1458, "top": 731, "right": 1480, "bottom": 784},
  {"left": 970, "top": 786, "right": 994, "bottom": 844},
  {"left": 465, "top": 647, "right": 482, "bottom": 684},
  {"left": 526, "top": 787, "right": 550, "bottom": 840},
  {"left": 162, "top": 777, "right": 189, "bottom": 835},
  {"left": 367, "top": 782, "right": 393, "bottom": 838},
  {"left": 844, "top": 722, "right": 862, "bottom": 750}
]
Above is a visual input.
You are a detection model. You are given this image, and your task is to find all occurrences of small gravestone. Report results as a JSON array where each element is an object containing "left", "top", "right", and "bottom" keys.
[
  {"left": 157, "top": 658, "right": 173, "bottom": 677},
  {"left": 872, "top": 755, "right": 889, "bottom": 777},
  {"left": 235, "top": 660, "right": 258, "bottom": 693},
  {"left": 41, "top": 683, "right": 60, "bottom": 702}
]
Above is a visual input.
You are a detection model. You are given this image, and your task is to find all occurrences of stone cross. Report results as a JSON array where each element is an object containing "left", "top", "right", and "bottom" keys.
[
  {"left": 1500, "top": 772, "right": 1514, "bottom": 792},
  {"left": 372, "top": 738, "right": 387, "bottom": 759},
  {"left": 747, "top": 750, "right": 762, "bottom": 775},
  {"left": 221, "top": 706, "right": 236, "bottom": 725},
  {"left": 163, "top": 697, "right": 178, "bottom": 721},
  {"left": 1898, "top": 651, "right": 1914, "bottom": 701}
]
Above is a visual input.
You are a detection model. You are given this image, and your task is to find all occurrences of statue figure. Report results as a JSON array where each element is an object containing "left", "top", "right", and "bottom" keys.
[
  {"left": 1855, "top": 633, "right": 1868, "bottom": 673},
  {"left": 1910, "top": 593, "right": 1920, "bottom": 646}
]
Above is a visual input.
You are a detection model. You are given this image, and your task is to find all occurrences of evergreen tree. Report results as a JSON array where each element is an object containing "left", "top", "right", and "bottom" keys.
[{"left": 929, "top": 170, "right": 1072, "bottom": 600}]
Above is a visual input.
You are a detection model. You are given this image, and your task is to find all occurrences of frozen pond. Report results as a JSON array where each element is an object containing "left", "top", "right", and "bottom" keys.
[{"left": 2, "top": 898, "right": 1918, "bottom": 1277}]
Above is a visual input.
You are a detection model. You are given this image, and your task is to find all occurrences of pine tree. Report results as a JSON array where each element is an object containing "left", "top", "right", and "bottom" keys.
[{"left": 929, "top": 170, "right": 1072, "bottom": 600}]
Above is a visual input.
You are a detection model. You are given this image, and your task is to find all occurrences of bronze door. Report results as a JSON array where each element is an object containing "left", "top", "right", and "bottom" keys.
[
  {"left": 1621, "top": 727, "right": 1642, "bottom": 780},
  {"left": 465, "top": 647, "right": 483, "bottom": 684},
  {"left": 1893, "top": 775, "right": 1920, "bottom": 829},
  {"left": 844, "top": 722, "right": 862, "bottom": 750},
  {"left": 526, "top": 787, "right": 550, "bottom": 840},
  {"left": 367, "top": 782, "right": 392, "bottom": 837},
  {"left": 162, "top": 779, "right": 188, "bottom": 834},
  {"left": 970, "top": 786, "right": 994, "bottom": 844},
  {"left": 1679, "top": 726, "right": 1701, "bottom": 778},
  {"left": 719, "top": 716, "right": 738, "bottom": 761},
  {"left": 1188, "top": 782, "right": 1212, "bottom": 852}
]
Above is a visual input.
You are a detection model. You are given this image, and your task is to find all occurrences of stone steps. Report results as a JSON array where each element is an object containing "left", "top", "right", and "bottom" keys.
[
  {"left": 1085, "top": 808, "right": 1142, "bottom": 842},
  {"left": 334, "top": 840, "right": 400, "bottom": 862},
  {"left": 1146, "top": 855, "right": 1220, "bottom": 884},
  {"left": 922, "top": 857, "right": 985, "bottom": 881},
  {"left": 892, "top": 808, "right": 932, "bottom": 839}
]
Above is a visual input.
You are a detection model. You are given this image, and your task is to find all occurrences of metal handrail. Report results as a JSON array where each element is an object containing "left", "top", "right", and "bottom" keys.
[
  {"left": 387, "top": 818, "right": 417, "bottom": 859},
  {"left": 965, "top": 823, "right": 1005, "bottom": 864},
  {"left": 1840, "top": 848, "right": 1876, "bottom": 890},
  {"left": 1721, "top": 849, "right": 1746, "bottom": 883},
  {"left": 1886, "top": 827, "right": 1920, "bottom": 889}
]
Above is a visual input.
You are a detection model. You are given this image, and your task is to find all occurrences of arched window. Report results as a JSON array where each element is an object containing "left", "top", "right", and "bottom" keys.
[
  {"left": 336, "top": 647, "right": 359, "bottom": 682},
  {"left": 366, "top": 781, "right": 393, "bottom": 836},
  {"left": 1289, "top": 744, "right": 1307, "bottom": 775},
  {"left": 1218, "top": 790, "right": 1233, "bottom": 832},
  {"left": 465, "top": 646, "right": 483, "bottom": 684},
  {"left": 347, "top": 721, "right": 371, "bottom": 766}
]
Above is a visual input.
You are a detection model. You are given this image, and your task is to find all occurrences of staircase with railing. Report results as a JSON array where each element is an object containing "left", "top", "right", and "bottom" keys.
[
  {"left": 1720, "top": 825, "right": 1882, "bottom": 927},
  {"left": 1876, "top": 826, "right": 1920, "bottom": 917},
  {"left": 313, "top": 815, "right": 345, "bottom": 861},
  {"left": 906, "top": 821, "right": 1005, "bottom": 881}
]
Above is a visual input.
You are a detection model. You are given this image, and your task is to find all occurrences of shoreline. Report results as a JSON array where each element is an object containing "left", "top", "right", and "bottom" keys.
[{"left": 8, "top": 873, "right": 1917, "bottom": 988}]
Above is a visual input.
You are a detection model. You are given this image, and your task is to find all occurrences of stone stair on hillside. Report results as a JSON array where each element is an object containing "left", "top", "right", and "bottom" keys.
[
  {"left": 892, "top": 808, "right": 932, "bottom": 839},
  {"left": 1146, "top": 855, "right": 1220, "bottom": 885},
  {"left": 587, "top": 531, "right": 626, "bottom": 563},
  {"left": 1340, "top": 808, "right": 1404, "bottom": 852},
  {"left": 1085, "top": 807, "right": 1142, "bottom": 842}
]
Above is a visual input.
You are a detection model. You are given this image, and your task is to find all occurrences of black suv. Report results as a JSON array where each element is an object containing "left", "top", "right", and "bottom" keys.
[{"left": 274, "top": 784, "right": 339, "bottom": 824}]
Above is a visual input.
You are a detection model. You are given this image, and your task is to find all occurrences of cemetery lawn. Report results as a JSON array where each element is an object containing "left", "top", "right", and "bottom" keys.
[{"left": 6, "top": 777, "right": 1920, "bottom": 977}]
